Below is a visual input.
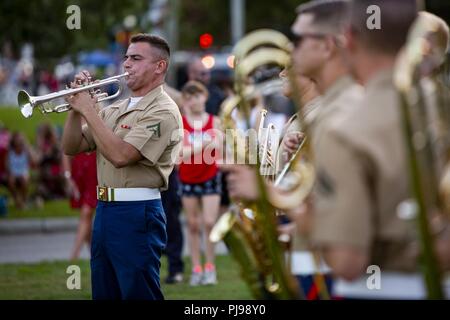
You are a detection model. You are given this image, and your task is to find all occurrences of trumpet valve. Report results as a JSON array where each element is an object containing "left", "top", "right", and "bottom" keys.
[{"left": 95, "top": 92, "right": 109, "bottom": 100}]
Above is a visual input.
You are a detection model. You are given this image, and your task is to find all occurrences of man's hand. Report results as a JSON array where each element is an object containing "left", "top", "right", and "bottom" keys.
[
  {"left": 220, "top": 164, "right": 259, "bottom": 201},
  {"left": 65, "top": 178, "right": 80, "bottom": 200},
  {"left": 65, "top": 70, "right": 98, "bottom": 116},
  {"left": 69, "top": 70, "right": 91, "bottom": 91},
  {"left": 283, "top": 201, "right": 313, "bottom": 236},
  {"left": 65, "top": 91, "right": 98, "bottom": 116},
  {"left": 282, "top": 131, "right": 304, "bottom": 161}
]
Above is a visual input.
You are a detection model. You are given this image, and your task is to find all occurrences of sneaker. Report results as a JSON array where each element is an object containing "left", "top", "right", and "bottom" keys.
[
  {"left": 189, "top": 271, "right": 203, "bottom": 286},
  {"left": 165, "top": 272, "right": 184, "bottom": 284},
  {"left": 201, "top": 270, "right": 217, "bottom": 285}
]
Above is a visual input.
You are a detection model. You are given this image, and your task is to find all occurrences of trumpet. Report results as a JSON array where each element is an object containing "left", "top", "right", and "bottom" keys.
[{"left": 17, "top": 72, "right": 129, "bottom": 118}]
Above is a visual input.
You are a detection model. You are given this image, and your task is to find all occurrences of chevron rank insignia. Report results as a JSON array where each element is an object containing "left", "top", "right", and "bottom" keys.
[{"left": 146, "top": 123, "right": 161, "bottom": 138}]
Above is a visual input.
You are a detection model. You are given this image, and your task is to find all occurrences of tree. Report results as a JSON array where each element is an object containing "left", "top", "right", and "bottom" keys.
[
  {"left": 178, "top": 0, "right": 306, "bottom": 50},
  {"left": 0, "top": 0, "right": 147, "bottom": 64},
  {"left": 2, "top": 0, "right": 449, "bottom": 63}
]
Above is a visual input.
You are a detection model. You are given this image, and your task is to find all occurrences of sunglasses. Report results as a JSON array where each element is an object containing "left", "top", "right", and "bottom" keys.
[{"left": 291, "top": 33, "right": 326, "bottom": 47}]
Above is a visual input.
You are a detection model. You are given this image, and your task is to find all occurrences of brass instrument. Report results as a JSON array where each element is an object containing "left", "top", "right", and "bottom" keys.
[
  {"left": 210, "top": 210, "right": 272, "bottom": 299},
  {"left": 210, "top": 29, "right": 302, "bottom": 299},
  {"left": 266, "top": 63, "right": 316, "bottom": 211},
  {"left": 17, "top": 72, "right": 129, "bottom": 118},
  {"left": 268, "top": 66, "right": 329, "bottom": 300},
  {"left": 394, "top": 14, "right": 448, "bottom": 299},
  {"left": 257, "top": 109, "right": 278, "bottom": 179}
]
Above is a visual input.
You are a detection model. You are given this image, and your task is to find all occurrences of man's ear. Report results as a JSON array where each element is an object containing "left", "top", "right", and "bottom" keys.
[
  {"left": 323, "top": 36, "right": 337, "bottom": 58},
  {"left": 156, "top": 60, "right": 168, "bottom": 75},
  {"left": 343, "top": 26, "right": 355, "bottom": 52},
  {"left": 334, "top": 34, "right": 347, "bottom": 49}
]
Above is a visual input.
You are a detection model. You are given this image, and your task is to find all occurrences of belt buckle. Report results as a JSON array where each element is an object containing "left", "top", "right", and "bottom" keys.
[{"left": 97, "top": 186, "right": 109, "bottom": 201}]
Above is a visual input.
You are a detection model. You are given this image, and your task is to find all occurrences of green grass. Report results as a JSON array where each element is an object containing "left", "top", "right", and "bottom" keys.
[
  {"left": 0, "top": 105, "right": 67, "bottom": 145},
  {"left": 0, "top": 199, "right": 79, "bottom": 220},
  {"left": 0, "top": 255, "right": 253, "bottom": 300},
  {"left": 0, "top": 106, "right": 72, "bottom": 220}
]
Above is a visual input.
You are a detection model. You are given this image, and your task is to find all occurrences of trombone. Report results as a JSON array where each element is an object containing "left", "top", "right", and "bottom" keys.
[{"left": 17, "top": 72, "right": 129, "bottom": 118}]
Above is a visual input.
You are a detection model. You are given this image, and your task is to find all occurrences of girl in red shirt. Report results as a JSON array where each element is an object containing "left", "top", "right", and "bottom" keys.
[
  {"left": 179, "top": 81, "right": 222, "bottom": 286},
  {"left": 62, "top": 115, "right": 98, "bottom": 261}
]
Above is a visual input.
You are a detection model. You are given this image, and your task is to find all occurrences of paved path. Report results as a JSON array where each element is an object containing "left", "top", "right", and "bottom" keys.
[{"left": 0, "top": 217, "right": 227, "bottom": 264}]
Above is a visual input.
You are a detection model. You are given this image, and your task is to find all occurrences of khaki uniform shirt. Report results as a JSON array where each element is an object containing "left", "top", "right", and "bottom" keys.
[
  {"left": 292, "top": 77, "right": 363, "bottom": 252},
  {"left": 82, "top": 84, "right": 183, "bottom": 191},
  {"left": 311, "top": 70, "right": 420, "bottom": 272},
  {"left": 311, "top": 76, "right": 363, "bottom": 150}
]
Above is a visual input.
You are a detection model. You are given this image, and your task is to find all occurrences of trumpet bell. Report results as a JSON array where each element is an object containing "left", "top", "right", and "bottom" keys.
[{"left": 18, "top": 90, "right": 34, "bottom": 118}]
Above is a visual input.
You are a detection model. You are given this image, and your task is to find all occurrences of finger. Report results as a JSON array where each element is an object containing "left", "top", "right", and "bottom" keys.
[
  {"left": 286, "top": 147, "right": 296, "bottom": 155},
  {"left": 285, "top": 138, "right": 295, "bottom": 145},
  {"left": 74, "top": 74, "right": 87, "bottom": 83},
  {"left": 289, "top": 137, "right": 301, "bottom": 146},
  {"left": 218, "top": 163, "right": 239, "bottom": 173},
  {"left": 286, "top": 140, "right": 298, "bottom": 148},
  {"left": 285, "top": 141, "right": 297, "bottom": 150},
  {"left": 65, "top": 95, "right": 74, "bottom": 103},
  {"left": 289, "top": 130, "right": 303, "bottom": 138},
  {"left": 287, "top": 136, "right": 300, "bottom": 144},
  {"left": 77, "top": 70, "right": 90, "bottom": 83},
  {"left": 74, "top": 72, "right": 90, "bottom": 84}
]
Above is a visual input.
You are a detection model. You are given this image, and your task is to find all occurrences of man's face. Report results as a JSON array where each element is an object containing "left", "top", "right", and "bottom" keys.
[
  {"left": 279, "top": 67, "right": 316, "bottom": 98},
  {"left": 291, "top": 14, "right": 328, "bottom": 79},
  {"left": 189, "top": 60, "right": 211, "bottom": 85},
  {"left": 279, "top": 67, "right": 292, "bottom": 97},
  {"left": 123, "top": 42, "right": 165, "bottom": 90}
]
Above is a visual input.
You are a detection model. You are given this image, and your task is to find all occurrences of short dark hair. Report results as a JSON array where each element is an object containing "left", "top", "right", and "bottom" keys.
[
  {"left": 350, "top": 0, "right": 420, "bottom": 54},
  {"left": 130, "top": 33, "right": 170, "bottom": 60},
  {"left": 181, "top": 80, "right": 209, "bottom": 99},
  {"left": 296, "top": 0, "right": 351, "bottom": 34}
]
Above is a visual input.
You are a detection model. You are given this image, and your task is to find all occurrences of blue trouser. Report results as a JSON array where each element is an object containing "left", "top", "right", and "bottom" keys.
[
  {"left": 161, "top": 171, "right": 184, "bottom": 275},
  {"left": 91, "top": 199, "right": 167, "bottom": 300},
  {"left": 296, "top": 274, "right": 334, "bottom": 300}
]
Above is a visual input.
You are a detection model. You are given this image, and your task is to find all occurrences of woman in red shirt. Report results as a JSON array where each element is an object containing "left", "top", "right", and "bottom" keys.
[
  {"left": 179, "top": 81, "right": 222, "bottom": 286},
  {"left": 63, "top": 117, "right": 98, "bottom": 261}
]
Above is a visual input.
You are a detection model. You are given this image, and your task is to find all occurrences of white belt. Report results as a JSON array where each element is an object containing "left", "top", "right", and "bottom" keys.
[
  {"left": 290, "top": 251, "right": 332, "bottom": 275},
  {"left": 334, "top": 272, "right": 450, "bottom": 299},
  {"left": 97, "top": 186, "right": 160, "bottom": 202}
]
